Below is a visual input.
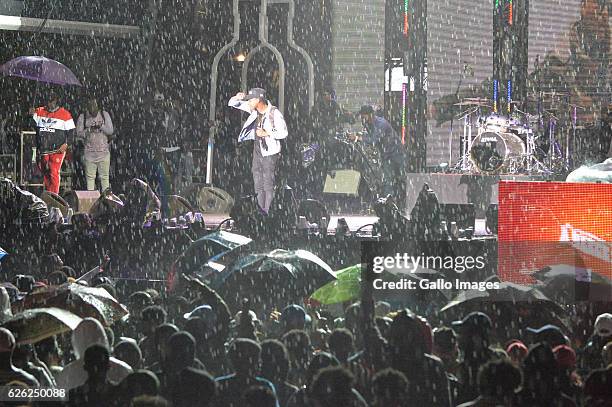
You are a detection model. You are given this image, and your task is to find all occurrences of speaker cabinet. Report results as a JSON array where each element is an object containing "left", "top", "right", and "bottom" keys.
[
  {"left": 63, "top": 190, "right": 100, "bottom": 214},
  {"left": 189, "top": 185, "right": 234, "bottom": 214},
  {"left": 41, "top": 191, "right": 71, "bottom": 216},
  {"left": 323, "top": 169, "right": 361, "bottom": 196}
]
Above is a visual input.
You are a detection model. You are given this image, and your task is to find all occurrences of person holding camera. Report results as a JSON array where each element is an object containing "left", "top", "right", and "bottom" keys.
[{"left": 76, "top": 97, "right": 114, "bottom": 192}]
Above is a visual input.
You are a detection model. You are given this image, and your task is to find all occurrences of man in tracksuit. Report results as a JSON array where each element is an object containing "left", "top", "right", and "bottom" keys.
[
  {"left": 228, "top": 88, "right": 288, "bottom": 214},
  {"left": 32, "top": 93, "right": 75, "bottom": 194}
]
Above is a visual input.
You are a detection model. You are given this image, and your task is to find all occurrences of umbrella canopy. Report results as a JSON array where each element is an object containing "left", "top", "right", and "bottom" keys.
[
  {"left": 533, "top": 264, "right": 612, "bottom": 302},
  {"left": 217, "top": 249, "right": 336, "bottom": 312},
  {"left": 440, "top": 279, "right": 568, "bottom": 340},
  {"left": 310, "top": 264, "right": 362, "bottom": 305},
  {"left": 0, "top": 247, "right": 6, "bottom": 261},
  {"left": 0, "top": 56, "right": 82, "bottom": 86},
  {"left": 310, "top": 264, "right": 450, "bottom": 317},
  {"left": 168, "top": 231, "right": 253, "bottom": 292},
  {"left": 441, "top": 280, "right": 564, "bottom": 313},
  {"left": 20, "top": 283, "right": 128, "bottom": 325},
  {"left": 1, "top": 307, "right": 82, "bottom": 345}
]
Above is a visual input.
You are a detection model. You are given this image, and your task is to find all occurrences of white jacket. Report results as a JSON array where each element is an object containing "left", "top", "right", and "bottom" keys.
[
  {"left": 228, "top": 96, "right": 288, "bottom": 157},
  {"left": 55, "top": 318, "right": 132, "bottom": 389}
]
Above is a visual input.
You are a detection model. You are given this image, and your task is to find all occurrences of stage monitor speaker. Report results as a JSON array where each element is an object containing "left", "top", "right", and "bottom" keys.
[
  {"left": 41, "top": 191, "right": 71, "bottom": 216},
  {"left": 298, "top": 199, "right": 330, "bottom": 227},
  {"left": 165, "top": 195, "right": 195, "bottom": 218},
  {"left": 189, "top": 185, "right": 234, "bottom": 214},
  {"left": 323, "top": 169, "right": 361, "bottom": 196},
  {"left": 0, "top": 154, "right": 17, "bottom": 182},
  {"left": 440, "top": 203, "right": 476, "bottom": 231},
  {"left": 63, "top": 190, "right": 100, "bottom": 214}
]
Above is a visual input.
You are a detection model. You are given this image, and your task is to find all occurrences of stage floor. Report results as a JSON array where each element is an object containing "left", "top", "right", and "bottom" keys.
[{"left": 202, "top": 213, "right": 492, "bottom": 237}]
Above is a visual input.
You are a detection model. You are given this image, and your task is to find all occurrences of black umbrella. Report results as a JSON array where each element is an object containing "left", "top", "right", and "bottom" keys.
[
  {"left": 533, "top": 264, "right": 612, "bottom": 302},
  {"left": 440, "top": 278, "right": 568, "bottom": 340},
  {"left": 216, "top": 249, "right": 336, "bottom": 312}
]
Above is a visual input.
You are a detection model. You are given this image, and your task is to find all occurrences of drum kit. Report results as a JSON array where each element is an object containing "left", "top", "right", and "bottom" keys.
[{"left": 452, "top": 94, "right": 581, "bottom": 175}]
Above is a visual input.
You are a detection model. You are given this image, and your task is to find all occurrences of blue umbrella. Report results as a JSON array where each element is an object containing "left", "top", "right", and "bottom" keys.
[
  {"left": 0, "top": 56, "right": 82, "bottom": 86},
  {"left": 0, "top": 247, "right": 6, "bottom": 261}
]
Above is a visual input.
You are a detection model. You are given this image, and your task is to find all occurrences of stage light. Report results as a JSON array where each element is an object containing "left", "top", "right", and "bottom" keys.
[
  {"left": 508, "top": 0, "right": 513, "bottom": 25},
  {"left": 403, "top": 0, "right": 409, "bottom": 36},
  {"left": 402, "top": 82, "right": 407, "bottom": 145},
  {"left": 234, "top": 52, "right": 246, "bottom": 62},
  {"left": 493, "top": 80, "right": 498, "bottom": 113},
  {"left": 507, "top": 80, "right": 512, "bottom": 113}
]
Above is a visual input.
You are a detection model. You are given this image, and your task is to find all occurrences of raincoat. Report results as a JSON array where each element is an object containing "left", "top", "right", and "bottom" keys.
[{"left": 55, "top": 318, "right": 132, "bottom": 389}]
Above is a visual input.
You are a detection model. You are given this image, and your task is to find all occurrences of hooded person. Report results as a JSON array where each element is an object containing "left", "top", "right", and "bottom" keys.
[
  {"left": 0, "top": 327, "right": 39, "bottom": 387},
  {"left": 387, "top": 309, "right": 451, "bottom": 407},
  {"left": 516, "top": 343, "right": 576, "bottom": 407},
  {"left": 55, "top": 318, "right": 132, "bottom": 389},
  {"left": 0, "top": 287, "right": 12, "bottom": 323}
]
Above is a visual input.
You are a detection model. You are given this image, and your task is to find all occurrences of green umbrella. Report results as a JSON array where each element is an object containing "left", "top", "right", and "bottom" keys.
[
  {"left": 310, "top": 264, "right": 362, "bottom": 305},
  {"left": 1, "top": 307, "right": 82, "bottom": 345},
  {"left": 310, "top": 264, "right": 451, "bottom": 306}
]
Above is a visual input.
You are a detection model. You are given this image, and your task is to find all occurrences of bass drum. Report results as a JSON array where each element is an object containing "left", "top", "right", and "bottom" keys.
[{"left": 470, "top": 132, "right": 525, "bottom": 173}]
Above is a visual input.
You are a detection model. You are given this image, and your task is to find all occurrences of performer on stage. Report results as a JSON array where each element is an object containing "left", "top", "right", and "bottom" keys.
[
  {"left": 350, "top": 105, "right": 407, "bottom": 203},
  {"left": 31, "top": 93, "right": 75, "bottom": 194},
  {"left": 228, "top": 88, "right": 288, "bottom": 214}
]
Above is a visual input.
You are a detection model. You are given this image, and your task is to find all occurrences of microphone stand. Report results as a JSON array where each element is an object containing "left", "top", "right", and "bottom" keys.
[{"left": 449, "top": 64, "right": 468, "bottom": 168}]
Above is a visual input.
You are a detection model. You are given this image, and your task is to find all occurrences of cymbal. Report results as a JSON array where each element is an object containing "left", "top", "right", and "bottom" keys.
[
  {"left": 454, "top": 101, "right": 491, "bottom": 106},
  {"left": 464, "top": 98, "right": 491, "bottom": 102},
  {"left": 526, "top": 92, "right": 569, "bottom": 99}
]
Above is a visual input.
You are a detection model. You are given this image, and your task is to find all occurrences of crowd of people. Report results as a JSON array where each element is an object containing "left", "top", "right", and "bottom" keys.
[
  {"left": 0, "top": 54, "right": 610, "bottom": 407},
  {"left": 0, "top": 172, "right": 611, "bottom": 406},
  {"left": 0, "top": 263, "right": 611, "bottom": 407}
]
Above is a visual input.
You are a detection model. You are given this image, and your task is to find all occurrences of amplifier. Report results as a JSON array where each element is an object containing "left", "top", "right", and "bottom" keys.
[
  {"left": 0, "top": 154, "right": 17, "bottom": 181},
  {"left": 323, "top": 169, "right": 361, "bottom": 196},
  {"left": 63, "top": 190, "right": 101, "bottom": 214}
]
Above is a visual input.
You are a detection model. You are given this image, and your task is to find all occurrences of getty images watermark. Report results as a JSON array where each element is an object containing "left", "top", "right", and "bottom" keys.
[
  {"left": 361, "top": 241, "right": 501, "bottom": 292},
  {"left": 371, "top": 253, "right": 500, "bottom": 291}
]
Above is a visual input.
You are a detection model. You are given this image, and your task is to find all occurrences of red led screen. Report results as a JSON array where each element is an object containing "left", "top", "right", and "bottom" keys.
[{"left": 498, "top": 181, "right": 612, "bottom": 284}]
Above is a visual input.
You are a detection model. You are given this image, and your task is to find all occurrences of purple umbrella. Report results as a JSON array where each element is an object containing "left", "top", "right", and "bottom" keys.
[{"left": 0, "top": 56, "right": 81, "bottom": 86}]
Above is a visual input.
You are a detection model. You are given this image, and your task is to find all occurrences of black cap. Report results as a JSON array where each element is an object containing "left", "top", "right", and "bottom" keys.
[
  {"left": 358, "top": 105, "right": 375, "bottom": 115},
  {"left": 244, "top": 87, "right": 266, "bottom": 101},
  {"left": 452, "top": 312, "right": 492, "bottom": 332}
]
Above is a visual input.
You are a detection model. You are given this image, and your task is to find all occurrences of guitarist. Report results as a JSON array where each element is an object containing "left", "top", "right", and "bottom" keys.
[{"left": 349, "top": 105, "right": 408, "bottom": 205}]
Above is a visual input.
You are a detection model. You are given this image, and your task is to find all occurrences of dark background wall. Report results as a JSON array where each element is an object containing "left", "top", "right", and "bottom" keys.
[{"left": 0, "top": 0, "right": 333, "bottom": 194}]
